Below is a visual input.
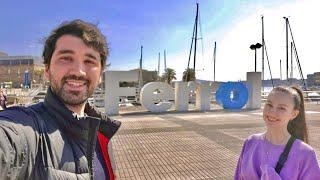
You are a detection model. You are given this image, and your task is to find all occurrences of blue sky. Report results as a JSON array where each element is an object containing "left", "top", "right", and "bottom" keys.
[{"left": 1, "top": 0, "right": 318, "bottom": 81}]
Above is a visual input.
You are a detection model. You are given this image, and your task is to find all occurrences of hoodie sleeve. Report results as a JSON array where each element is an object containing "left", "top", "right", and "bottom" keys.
[
  {"left": 299, "top": 149, "right": 320, "bottom": 179},
  {"left": 260, "top": 165, "right": 282, "bottom": 180},
  {"left": 234, "top": 139, "right": 248, "bottom": 180}
]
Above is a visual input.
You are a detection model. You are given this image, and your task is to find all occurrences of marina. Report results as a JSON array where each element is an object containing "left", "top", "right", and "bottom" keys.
[{"left": 1, "top": 1, "right": 320, "bottom": 179}]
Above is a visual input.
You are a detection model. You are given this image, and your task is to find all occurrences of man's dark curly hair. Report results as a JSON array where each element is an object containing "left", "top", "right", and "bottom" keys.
[{"left": 42, "top": 19, "right": 108, "bottom": 68}]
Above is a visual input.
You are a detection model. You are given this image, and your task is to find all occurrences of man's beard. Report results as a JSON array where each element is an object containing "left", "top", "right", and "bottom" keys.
[{"left": 49, "top": 73, "right": 95, "bottom": 106}]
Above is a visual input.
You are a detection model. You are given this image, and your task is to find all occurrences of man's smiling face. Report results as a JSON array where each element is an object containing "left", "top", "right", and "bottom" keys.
[{"left": 45, "top": 34, "right": 102, "bottom": 106}]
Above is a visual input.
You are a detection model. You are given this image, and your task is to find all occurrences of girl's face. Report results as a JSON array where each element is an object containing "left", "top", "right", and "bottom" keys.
[{"left": 263, "top": 91, "right": 299, "bottom": 129}]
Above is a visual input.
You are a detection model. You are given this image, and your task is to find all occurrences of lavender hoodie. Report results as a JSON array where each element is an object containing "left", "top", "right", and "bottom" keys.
[{"left": 234, "top": 133, "right": 320, "bottom": 180}]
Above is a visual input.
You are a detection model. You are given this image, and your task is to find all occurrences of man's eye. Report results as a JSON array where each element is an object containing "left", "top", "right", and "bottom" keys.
[
  {"left": 266, "top": 103, "right": 272, "bottom": 107},
  {"left": 60, "top": 56, "right": 72, "bottom": 61},
  {"left": 85, "top": 60, "right": 96, "bottom": 65}
]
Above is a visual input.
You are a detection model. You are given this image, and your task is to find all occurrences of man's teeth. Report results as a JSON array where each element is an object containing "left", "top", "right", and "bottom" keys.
[
  {"left": 67, "top": 81, "right": 85, "bottom": 86},
  {"left": 268, "top": 117, "right": 278, "bottom": 121}
]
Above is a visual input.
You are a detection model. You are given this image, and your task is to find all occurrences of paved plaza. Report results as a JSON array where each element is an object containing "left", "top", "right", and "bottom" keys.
[{"left": 110, "top": 103, "right": 320, "bottom": 180}]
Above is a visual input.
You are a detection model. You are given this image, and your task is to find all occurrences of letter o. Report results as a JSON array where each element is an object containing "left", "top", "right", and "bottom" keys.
[{"left": 215, "top": 82, "right": 248, "bottom": 109}]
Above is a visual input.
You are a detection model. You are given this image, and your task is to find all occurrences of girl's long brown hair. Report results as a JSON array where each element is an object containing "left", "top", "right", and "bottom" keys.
[{"left": 272, "top": 86, "right": 309, "bottom": 143}]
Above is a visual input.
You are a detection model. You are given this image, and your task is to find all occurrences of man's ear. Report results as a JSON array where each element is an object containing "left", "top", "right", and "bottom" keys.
[
  {"left": 291, "top": 109, "right": 299, "bottom": 120},
  {"left": 44, "top": 65, "right": 50, "bottom": 81}
]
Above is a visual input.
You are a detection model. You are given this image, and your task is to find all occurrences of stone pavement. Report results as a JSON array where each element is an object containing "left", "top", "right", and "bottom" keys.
[{"left": 110, "top": 103, "right": 320, "bottom": 180}]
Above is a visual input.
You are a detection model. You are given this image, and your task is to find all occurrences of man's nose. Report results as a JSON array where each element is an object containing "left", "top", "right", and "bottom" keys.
[{"left": 70, "top": 61, "right": 86, "bottom": 76}]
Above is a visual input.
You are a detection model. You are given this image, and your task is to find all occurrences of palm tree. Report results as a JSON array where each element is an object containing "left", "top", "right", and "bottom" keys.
[
  {"left": 182, "top": 68, "right": 195, "bottom": 82},
  {"left": 162, "top": 68, "right": 176, "bottom": 84}
]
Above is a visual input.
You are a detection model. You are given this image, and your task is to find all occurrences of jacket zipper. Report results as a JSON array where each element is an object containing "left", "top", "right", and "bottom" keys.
[{"left": 87, "top": 120, "right": 99, "bottom": 180}]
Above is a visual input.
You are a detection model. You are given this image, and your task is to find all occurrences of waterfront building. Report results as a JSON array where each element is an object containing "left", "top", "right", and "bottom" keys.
[
  {"left": 307, "top": 72, "right": 320, "bottom": 87},
  {"left": 0, "top": 53, "right": 45, "bottom": 88}
]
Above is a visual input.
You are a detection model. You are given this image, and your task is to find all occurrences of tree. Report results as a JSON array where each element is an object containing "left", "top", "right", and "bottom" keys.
[
  {"left": 182, "top": 68, "right": 195, "bottom": 82},
  {"left": 162, "top": 68, "right": 176, "bottom": 84}
]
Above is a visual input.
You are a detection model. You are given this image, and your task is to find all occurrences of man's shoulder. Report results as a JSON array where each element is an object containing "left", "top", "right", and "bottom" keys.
[
  {"left": 85, "top": 102, "right": 121, "bottom": 126},
  {"left": 0, "top": 105, "right": 31, "bottom": 119},
  {"left": 0, "top": 103, "right": 44, "bottom": 126},
  {"left": 98, "top": 116, "right": 121, "bottom": 140}
]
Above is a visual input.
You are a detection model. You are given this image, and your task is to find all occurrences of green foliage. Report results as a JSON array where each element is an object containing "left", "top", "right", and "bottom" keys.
[
  {"left": 162, "top": 68, "right": 176, "bottom": 84},
  {"left": 182, "top": 68, "right": 195, "bottom": 82}
]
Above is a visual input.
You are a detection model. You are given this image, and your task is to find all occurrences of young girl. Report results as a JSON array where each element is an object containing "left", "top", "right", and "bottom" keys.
[{"left": 234, "top": 86, "right": 320, "bottom": 179}]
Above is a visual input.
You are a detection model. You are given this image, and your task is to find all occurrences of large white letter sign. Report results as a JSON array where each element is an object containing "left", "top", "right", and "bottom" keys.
[
  {"left": 175, "top": 81, "right": 196, "bottom": 112},
  {"left": 246, "top": 72, "right": 261, "bottom": 109},
  {"left": 140, "top": 82, "right": 174, "bottom": 112},
  {"left": 196, "top": 82, "right": 211, "bottom": 111},
  {"left": 105, "top": 71, "right": 138, "bottom": 115}
]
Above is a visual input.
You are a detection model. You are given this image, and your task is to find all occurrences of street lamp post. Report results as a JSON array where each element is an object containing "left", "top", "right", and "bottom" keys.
[{"left": 250, "top": 43, "right": 262, "bottom": 72}]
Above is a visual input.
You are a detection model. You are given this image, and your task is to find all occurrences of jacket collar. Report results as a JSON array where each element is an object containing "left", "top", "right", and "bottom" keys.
[{"left": 43, "top": 87, "right": 120, "bottom": 141}]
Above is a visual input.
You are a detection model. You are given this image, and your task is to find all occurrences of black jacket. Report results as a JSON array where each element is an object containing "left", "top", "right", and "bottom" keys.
[{"left": 0, "top": 88, "right": 121, "bottom": 179}]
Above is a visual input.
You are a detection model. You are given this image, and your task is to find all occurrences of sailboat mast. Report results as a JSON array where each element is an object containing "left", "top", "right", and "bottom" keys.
[
  {"left": 290, "top": 42, "right": 293, "bottom": 80},
  {"left": 187, "top": 20, "right": 196, "bottom": 70},
  {"left": 164, "top": 49, "right": 167, "bottom": 70},
  {"left": 261, "top": 16, "right": 265, "bottom": 81},
  {"left": 158, "top": 52, "right": 160, "bottom": 77},
  {"left": 287, "top": 19, "right": 307, "bottom": 89},
  {"left": 193, "top": 3, "right": 199, "bottom": 73},
  {"left": 284, "top": 17, "right": 289, "bottom": 81},
  {"left": 138, "top": 46, "right": 143, "bottom": 90},
  {"left": 280, "top": 59, "right": 282, "bottom": 80},
  {"left": 213, "top": 41, "right": 216, "bottom": 82},
  {"left": 261, "top": 16, "right": 274, "bottom": 87}
]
